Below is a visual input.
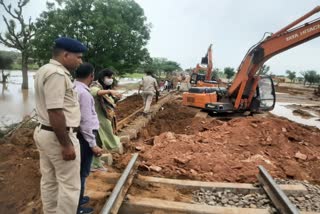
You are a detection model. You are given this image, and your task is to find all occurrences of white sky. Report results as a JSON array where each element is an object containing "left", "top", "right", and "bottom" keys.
[{"left": 1, "top": 0, "right": 320, "bottom": 75}]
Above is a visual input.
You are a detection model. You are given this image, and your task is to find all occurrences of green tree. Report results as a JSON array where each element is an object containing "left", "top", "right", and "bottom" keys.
[
  {"left": 286, "top": 70, "right": 296, "bottom": 83},
  {"left": 212, "top": 68, "right": 223, "bottom": 80},
  {"left": 296, "top": 76, "right": 304, "bottom": 84},
  {"left": 259, "top": 64, "right": 270, "bottom": 75},
  {"left": 141, "top": 57, "right": 181, "bottom": 78},
  {"left": 301, "top": 70, "right": 320, "bottom": 86},
  {"left": 162, "top": 60, "right": 181, "bottom": 74},
  {"left": 0, "top": 0, "right": 35, "bottom": 89},
  {"left": 32, "top": 0, "right": 151, "bottom": 76},
  {"left": 224, "top": 67, "right": 235, "bottom": 81},
  {"left": 0, "top": 54, "right": 13, "bottom": 83}
]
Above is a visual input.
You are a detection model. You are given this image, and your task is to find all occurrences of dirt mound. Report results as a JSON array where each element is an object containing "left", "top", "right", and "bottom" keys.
[
  {"left": 115, "top": 94, "right": 143, "bottom": 121},
  {"left": 0, "top": 128, "right": 41, "bottom": 214},
  {"left": 275, "top": 85, "right": 311, "bottom": 94},
  {"left": 139, "top": 101, "right": 199, "bottom": 138},
  {"left": 293, "top": 109, "right": 314, "bottom": 118},
  {"left": 137, "top": 117, "right": 320, "bottom": 184}
]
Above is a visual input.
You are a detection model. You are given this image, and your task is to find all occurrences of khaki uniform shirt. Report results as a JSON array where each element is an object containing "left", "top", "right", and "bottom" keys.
[
  {"left": 140, "top": 75, "right": 158, "bottom": 93},
  {"left": 34, "top": 59, "right": 80, "bottom": 127}
]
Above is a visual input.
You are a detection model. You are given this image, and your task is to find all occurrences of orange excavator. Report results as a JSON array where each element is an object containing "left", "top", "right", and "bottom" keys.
[
  {"left": 183, "top": 6, "right": 320, "bottom": 113},
  {"left": 189, "top": 44, "right": 218, "bottom": 87}
]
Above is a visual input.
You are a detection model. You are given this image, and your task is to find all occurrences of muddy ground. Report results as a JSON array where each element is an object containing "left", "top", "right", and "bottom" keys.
[
  {"left": 0, "top": 128, "right": 40, "bottom": 214},
  {"left": 287, "top": 104, "right": 320, "bottom": 118},
  {"left": 275, "top": 84, "right": 320, "bottom": 104},
  {"left": 0, "top": 85, "right": 320, "bottom": 213}
]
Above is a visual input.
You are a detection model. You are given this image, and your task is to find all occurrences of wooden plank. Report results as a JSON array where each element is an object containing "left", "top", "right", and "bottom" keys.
[
  {"left": 97, "top": 173, "right": 307, "bottom": 194},
  {"left": 117, "top": 93, "right": 173, "bottom": 131},
  {"left": 278, "top": 184, "right": 307, "bottom": 193},
  {"left": 119, "top": 196, "right": 269, "bottom": 214},
  {"left": 117, "top": 107, "right": 144, "bottom": 130},
  {"left": 136, "top": 175, "right": 307, "bottom": 194}
]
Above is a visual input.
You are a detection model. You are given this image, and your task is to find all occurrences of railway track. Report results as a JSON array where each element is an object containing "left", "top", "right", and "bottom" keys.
[{"left": 98, "top": 154, "right": 319, "bottom": 214}]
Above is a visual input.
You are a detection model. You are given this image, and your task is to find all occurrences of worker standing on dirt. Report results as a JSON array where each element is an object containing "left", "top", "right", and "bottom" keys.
[
  {"left": 138, "top": 70, "right": 159, "bottom": 116},
  {"left": 33, "top": 37, "right": 86, "bottom": 214},
  {"left": 177, "top": 81, "right": 181, "bottom": 91},
  {"left": 164, "top": 80, "right": 168, "bottom": 90},
  {"left": 90, "top": 69, "right": 123, "bottom": 171},
  {"left": 74, "top": 63, "right": 103, "bottom": 214}
]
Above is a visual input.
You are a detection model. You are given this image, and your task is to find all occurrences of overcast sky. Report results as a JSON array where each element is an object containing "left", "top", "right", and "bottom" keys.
[{"left": 1, "top": 0, "right": 320, "bottom": 75}]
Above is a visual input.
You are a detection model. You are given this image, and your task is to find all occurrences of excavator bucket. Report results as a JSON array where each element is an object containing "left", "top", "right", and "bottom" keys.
[{"left": 201, "top": 56, "right": 208, "bottom": 65}]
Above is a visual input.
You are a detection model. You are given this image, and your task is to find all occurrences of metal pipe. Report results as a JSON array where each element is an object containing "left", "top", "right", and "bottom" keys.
[
  {"left": 100, "top": 153, "right": 139, "bottom": 214},
  {"left": 257, "top": 165, "right": 299, "bottom": 214}
]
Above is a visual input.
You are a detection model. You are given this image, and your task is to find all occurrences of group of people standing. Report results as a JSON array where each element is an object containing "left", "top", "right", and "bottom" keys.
[{"left": 33, "top": 37, "right": 123, "bottom": 214}]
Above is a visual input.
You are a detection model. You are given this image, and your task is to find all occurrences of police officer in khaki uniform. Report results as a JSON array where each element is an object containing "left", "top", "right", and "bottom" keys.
[
  {"left": 138, "top": 71, "right": 159, "bottom": 115},
  {"left": 33, "top": 37, "right": 86, "bottom": 214}
]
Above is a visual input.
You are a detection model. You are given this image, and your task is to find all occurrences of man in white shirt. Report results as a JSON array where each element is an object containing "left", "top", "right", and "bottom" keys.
[{"left": 138, "top": 71, "right": 158, "bottom": 115}]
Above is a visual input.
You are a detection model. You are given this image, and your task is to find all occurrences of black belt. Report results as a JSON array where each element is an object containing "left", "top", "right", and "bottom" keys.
[{"left": 40, "top": 124, "right": 79, "bottom": 133}]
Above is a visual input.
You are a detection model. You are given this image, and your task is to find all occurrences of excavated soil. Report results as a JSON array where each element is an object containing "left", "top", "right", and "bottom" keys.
[
  {"left": 115, "top": 94, "right": 143, "bottom": 121},
  {"left": 115, "top": 100, "right": 320, "bottom": 184},
  {"left": 1, "top": 94, "right": 320, "bottom": 213},
  {"left": 138, "top": 101, "right": 199, "bottom": 138},
  {"left": 0, "top": 128, "right": 41, "bottom": 214},
  {"left": 130, "top": 116, "right": 320, "bottom": 184}
]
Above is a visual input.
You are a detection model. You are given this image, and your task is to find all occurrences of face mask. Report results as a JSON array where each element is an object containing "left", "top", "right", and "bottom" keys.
[{"left": 104, "top": 77, "right": 113, "bottom": 86}]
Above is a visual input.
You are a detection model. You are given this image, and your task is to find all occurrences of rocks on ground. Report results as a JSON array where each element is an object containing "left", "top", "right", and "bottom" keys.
[
  {"left": 193, "top": 188, "right": 276, "bottom": 212},
  {"left": 275, "top": 178, "right": 320, "bottom": 212}
]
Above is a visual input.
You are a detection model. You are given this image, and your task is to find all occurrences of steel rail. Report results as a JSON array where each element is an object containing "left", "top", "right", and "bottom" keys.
[
  {"left": 100, "top": 153, "right": 139, "bottom": 214},
  {"left": 257, "top": 165, "right": 299, "bottom": 214}
]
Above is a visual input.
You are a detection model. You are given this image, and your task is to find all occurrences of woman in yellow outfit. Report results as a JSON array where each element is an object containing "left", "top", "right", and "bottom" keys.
[{"left": 90, "top": 68, "right": 123, "bottom": 170}]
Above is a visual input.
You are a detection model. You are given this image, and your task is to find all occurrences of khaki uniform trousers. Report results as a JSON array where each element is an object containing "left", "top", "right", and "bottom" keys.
[
  {"left": 33, "top": 126, "right": 80, "bottom": 214},
  {"left": 141, "top": 91, "right": 154, "bottom": 113}
]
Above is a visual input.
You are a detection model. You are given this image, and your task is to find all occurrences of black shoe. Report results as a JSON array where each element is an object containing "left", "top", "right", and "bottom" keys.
[
  {"left": 80, "top": 196, "right": 90, "bottom": 205},
  {"left": 78, "top": 206, "right": 94, "bottom": 214}
]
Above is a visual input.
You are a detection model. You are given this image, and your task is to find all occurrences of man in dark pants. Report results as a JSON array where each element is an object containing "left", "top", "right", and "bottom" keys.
[{"left": 74, "top": 63, "right": 103, "bottom": 214}]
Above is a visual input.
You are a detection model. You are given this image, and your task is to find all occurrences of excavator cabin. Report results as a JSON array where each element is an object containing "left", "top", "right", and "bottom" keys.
[{"left": 182, "top": 44, "right": 220, "bottom": 108}]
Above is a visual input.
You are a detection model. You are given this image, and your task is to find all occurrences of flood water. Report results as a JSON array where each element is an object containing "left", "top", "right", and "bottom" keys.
[
  {"left": 271, "top": 102, "right": 320, "bottom": 129},
  {"left": 0, "top": 70, "right": 139, "bottom": 129},
  {"left": 0, "top": 71, "right": 36, "bottom": 128}
]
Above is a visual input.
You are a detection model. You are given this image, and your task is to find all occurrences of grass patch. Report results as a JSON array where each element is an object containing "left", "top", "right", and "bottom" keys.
[
  {"left": 121, "top": 73, "right": 144, "bottom": 78},
  {"left": 11, "top": 63, "right": 39, "bottom": 70}
]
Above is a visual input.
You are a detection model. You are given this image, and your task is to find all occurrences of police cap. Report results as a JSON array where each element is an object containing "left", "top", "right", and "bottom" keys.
[{"left": 54, "top": 37, "right": 87, "bottom": 53}]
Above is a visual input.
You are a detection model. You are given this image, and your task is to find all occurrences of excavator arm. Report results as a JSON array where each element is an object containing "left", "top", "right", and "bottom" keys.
[
  {"left": 229, "top": 6, "right": 320, "bottom": 110},
  {"left": 204, "top": 44, "right": 213, "bottom": 80},
  {"left": 192, "top": 44, "right": 213, "bottom": 81}
]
